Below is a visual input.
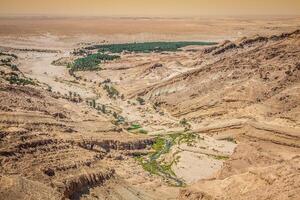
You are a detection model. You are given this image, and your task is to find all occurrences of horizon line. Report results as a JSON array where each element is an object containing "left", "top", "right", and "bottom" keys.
[{"left": 1, "top": 14, "right": 300, "bottom": 19}]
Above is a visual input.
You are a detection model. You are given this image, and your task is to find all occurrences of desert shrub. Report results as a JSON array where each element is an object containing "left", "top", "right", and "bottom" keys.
[
  {"left": 127, "top": 124, "right": 142, "bottom": 131},
  {"left": 72, "top": 48, "right": 88, "bottom": 56},
  {"left": 0, "top": 52, "right": 18, "bottom": 59},
  {"left": 91, "top": 99, "right": 96, "bottom": 108},
  {"left": 180, "top": 118, "right": 188, "bottom": 126},
  {"left": 47, "top": 86, "right": 52, "bottom": 92},
  {"left": 113, "top": 112, "right": 118, "bottom": 119},
  {"left": 102, "top": 79, "right": 111, "bottom": 84},
  {"left": 0, "top": 57, "right": 12, "bottom": 64},
  {"left": 179, "top": 118, "right": 191, "bottom": 130},
  {"left": 213, "top": 155, "right": 229, "bottom": 160},
  {"left": 112, "top": 112, "right": 126, "bottom": 125},
  {"left": 103, "top": 84, "right": 119, "bottom": 98},
  {"left": 153, "top": 102, "right": 161, "bottom": 108},
  {"left": 10, "top": 64, "right": 18, "bottom": 71},
  {"left": 101, "top": 105, "right": 106, "bottom": 113},
  {"left": 138, "top": 129, "right": 148, "bottom": 134},
  {"left": 177, "top": 132, "right": 198, "bottom": 146},
  {"left": 6, "top": 76, "right": 35, "bottom": 86},
  {"left": 220, "top": 137, "right": 237, "bottom": 143},
  {"left": 136, "top": 97, "right": 145, "bottom": 105}
]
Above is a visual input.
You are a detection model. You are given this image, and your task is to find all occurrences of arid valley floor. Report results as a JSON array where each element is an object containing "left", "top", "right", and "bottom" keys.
[{"left": 0, "top": 16, "right": 300, "bottom": 200}]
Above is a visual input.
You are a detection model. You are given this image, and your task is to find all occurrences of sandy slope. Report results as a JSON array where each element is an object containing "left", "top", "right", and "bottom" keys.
[{"left": 137, "top": 30, "right": 300, "bottom": 200}]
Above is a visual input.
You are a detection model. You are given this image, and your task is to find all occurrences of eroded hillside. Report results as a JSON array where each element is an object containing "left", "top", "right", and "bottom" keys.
[{"left": 0, "top": 30, "right": 299, "bottom": 200}]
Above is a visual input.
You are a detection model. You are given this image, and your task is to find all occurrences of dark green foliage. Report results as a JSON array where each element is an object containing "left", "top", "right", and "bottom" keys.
[
  {"left": 68, "top": 69, "right": 75, "bottom": 76},
  {"left": 86, "top": 41, "right": 217, "bottom": 53},
  {"left": 87, "top": 99, "right": 100, "bottom": 110},
  {"left": 103, "top": 84, "right": 119, "bottom": 99},
  {"left": 138, "top": 129, "right": 148, "bottom": 134},
  {"left": 72, "top": 48, "right": 88, "bottom": 56},
  {"left": 67, "top": 63, "right": 72, "bottom": 68},
  {"left": 177, "top": 132, "right": 199, "bottom": 146},
  {"left": 6, "top": 75, "right": 35, "bottom": 86},
  {"left": 112, "top": 112, "right": 126, "bottom": 125},
  {"left": 101, "top": 105, "right": 106, "bottom": 114},
  {"left": 180, "top": 118, "right": 191, "bottom": 131},
  {"left": 153, "top": 102, "right": 161, "bottom": 109},
  {"left": 113, "top": 112, "right": 118, "bottom": 119},
  {"left": 180, "top": 118, "right": 188, "bottom": 126},
  {"left": 102, "top": 79, "right": 111, "bottom": 84},
  {"left": 220, "top": 137, "right": 237, "bottom": 144},
  {"left": 92, "top": 99, "right": 96, "bottom": 108},
  {"left": 115, "top": 115, "right": 125, "bottom": 125},
  {"left": 70, "top": 53, "right": 119, "bottom": 71},
  {"left": 10, "top": 64, "right": 18, "bottom": 71},
  {"left": 126, "top": 123, "right": 148, "bottom": 134},
  {"left": 0, "top": 56, "right": 19, "bottom": 71},
  {"left": 1, "top": 57, "right": 12, "bottom": 64},
  {"left": 136, "top": 97, "right": 145, "bottom": 105}
]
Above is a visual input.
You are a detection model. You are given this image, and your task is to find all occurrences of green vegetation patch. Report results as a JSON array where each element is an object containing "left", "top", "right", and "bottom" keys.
[
  {"left": 135, "top": 132, "right": 200, "bottom": 186},
  {"left": 5, "top": 75, "right": 35, "bottom": 86},
  {"left": 136, "top": 135, "right": 183, "bottom": 186},
  {"left": 151, "top": 137, "right": 165, "bottom": 152},
  {"left": 213, "top": 155, "right": 230, "bottom": 160},
  {"left": 136, "top": 97, "right": 145, "bottom": 105},
  {"left": 126, "top": 123, "right": 148, "bottom": 134},
  {"left": 127, "top": 124, "right": 142, "bottom": 131},
  {"left": 136, "top": 157, "right": 160, "bottom": 175},
  {"left": 103, "top": 84, "right": 120, "bottom": 99},
  {"left": 86, "top": 41, "right": 217, "bottom": 53},
  {"left": 178, "top": 132, "right": 200, "bottom": 146},
  {"left": 138, "top": 129, "right": 148, "bottom": 134},
  {"left": 69, "top": 53, "right": 120, "bottom": 71}
]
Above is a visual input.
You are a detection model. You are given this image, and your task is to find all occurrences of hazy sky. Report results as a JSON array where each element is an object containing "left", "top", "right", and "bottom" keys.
[{"left": 1, "top": 0, "right": 300, "bottom": 16}]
